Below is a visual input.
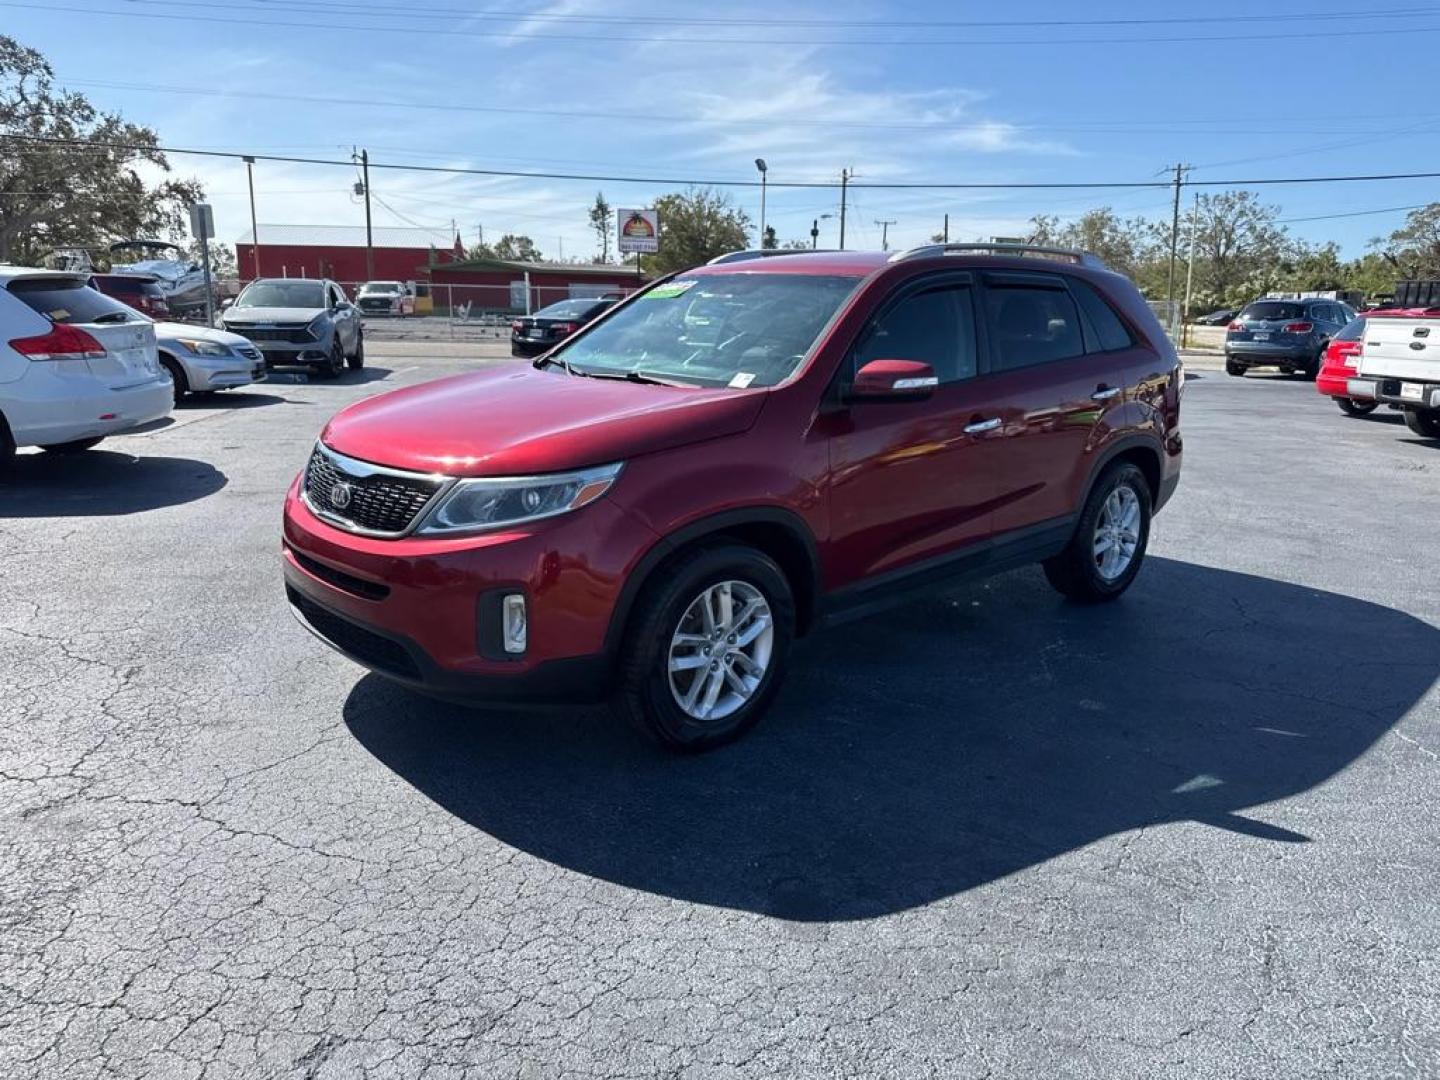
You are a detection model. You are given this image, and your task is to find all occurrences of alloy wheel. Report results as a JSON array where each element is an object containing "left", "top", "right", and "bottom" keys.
[
  {"left": 1093, "top": 485, "right": 1141, "bottom": 581},
  {"left": 667, "top": 580, "right": 774, "bottom": 722}
]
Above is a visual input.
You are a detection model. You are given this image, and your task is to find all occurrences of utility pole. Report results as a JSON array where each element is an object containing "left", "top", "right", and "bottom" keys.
[
  {"left": 1182, "top": 191, "right": 1200, "bottom": 349},
  {"left": 838, "top": 168, "right": 850, "bottom": 251},
  {"left": 943, "top": 213, "right": 950, "bottom": 243},
  {"left": 1165, "top": 162, "right": 1189, "bottom": 335},
  {"left": 243, "top": 156, "right": 260, "bottom": 280},
  {"left": 755, "top": 158, "right": 768, "bottom": 248},
  {"left": 874, "top": 219, "right": 896, "bottom": 252},
  {"left": 358, "top": 148, "right": 374, "bottom": 282}
]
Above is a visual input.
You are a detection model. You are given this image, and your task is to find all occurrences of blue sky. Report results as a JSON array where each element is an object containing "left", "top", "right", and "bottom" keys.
[{"left": 6, "top": 0, "right": 1438, "bottom": 260}]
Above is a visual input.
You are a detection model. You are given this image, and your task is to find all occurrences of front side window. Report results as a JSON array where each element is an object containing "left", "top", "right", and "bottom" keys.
[
  {"left": 985, "top": 285, "right": 1084, "bottom": 371},
  {"left": 854, "top": 285, "right": 978, "bottom": 384},
  {"left": 552, "top": 272, "right": 859, "bottom": 388},
  {"left": 235, "top": 282, "right": 326, "bottom": 309}
]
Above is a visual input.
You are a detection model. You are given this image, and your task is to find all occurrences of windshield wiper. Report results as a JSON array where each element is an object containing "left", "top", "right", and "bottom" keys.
[
  {"left": 583, "top": 369, "right": 696, "bottom": 388},
  {"left": 534, "top": 355, "right": 587, "bottom": 377},
  {"left": 92, "top": 311, "right": 132, "bottom": 324}
]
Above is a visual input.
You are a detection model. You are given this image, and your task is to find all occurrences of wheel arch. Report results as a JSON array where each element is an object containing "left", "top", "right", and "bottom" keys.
[
  {"left": 1080, "top": 436, "right": 1164, "bottom": 510},
  {"left": 604, "top": 507, "right": 823, "bottom": 655}
]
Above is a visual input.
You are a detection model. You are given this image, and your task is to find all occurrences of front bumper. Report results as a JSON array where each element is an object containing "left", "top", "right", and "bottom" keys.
[
  {"left": 181, "top": 352, "right": 267, "bottom": 391},
  {"left": 281, "top": 478, "right": 658, "bottom": 703}
]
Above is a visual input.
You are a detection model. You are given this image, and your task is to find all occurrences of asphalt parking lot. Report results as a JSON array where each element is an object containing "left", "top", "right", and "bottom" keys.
[{"left": 2, "top": 354, "right": 1437, "bottom": 1078}]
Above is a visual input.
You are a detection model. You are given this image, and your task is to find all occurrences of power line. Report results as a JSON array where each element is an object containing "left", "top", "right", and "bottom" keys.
[
  {"left": 9, "top": 133, "right": 1440, "bottom": 192},
  {"left": 9, "top": 1, "right": 1440, "bottom": 47},
  {"left": 1277, "top": 203, "right": 1430, "bottom": 224},
  {"left": 57, "top": 77, "right": 1440, "bottom": 138}
]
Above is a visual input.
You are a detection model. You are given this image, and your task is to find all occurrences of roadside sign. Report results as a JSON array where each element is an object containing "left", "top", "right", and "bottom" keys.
[
  {"left": 188, "top": 203, "right": 215, "bottom": 240},
  {"left": 617, "top": 208, "right": 659, "bottom": 254}
]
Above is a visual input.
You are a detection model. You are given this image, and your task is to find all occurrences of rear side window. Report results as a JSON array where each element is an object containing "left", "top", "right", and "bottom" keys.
[
  {"left": 1069, "top": 278, "right": 1134, "bottom": 352},
  {"left": 985, "top": 284, "right": 1084, "bottom": 371},
  {"left": 856, "top": 285, "right": 979, "bottom": 384},
  {"left": 8, "top": 278, "right": 133, "bottom": 324},
  {"left": 1335, "top": 317, "right": 1366, "bottom": 342},
  {"left": 1241, "top": 301, "right": 1304, "bottom": 321}
]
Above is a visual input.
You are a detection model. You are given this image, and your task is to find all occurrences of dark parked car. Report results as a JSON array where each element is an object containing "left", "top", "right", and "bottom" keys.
[
  {"left": 284, "top": 245, "right": 1182, "bottom": 751},
  {"left": 88, "top": 273, "right": 170, "bottom": 319},
  {"left": 510, "top": 297, "right": 620, "bottom": 357},
  {"left": 1196, "top": 308, "right": 1236, "bottom": 326},
  {"left": 1225, "top": 298, "right": 1355, "bottom": 378}
]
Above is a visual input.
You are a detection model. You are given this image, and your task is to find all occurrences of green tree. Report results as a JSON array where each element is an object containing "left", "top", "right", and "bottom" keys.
[
  {"left": 642, "top": 187, "right": 752, "bottom": 275},
  {"left": 0, "top": 35, "right": 204, "bottom": 264},
  {"left": 1374, "top": 203, "right": 1440, "bottom": 278},
  {"left": 1028, "top": 207, "right": 1158, "bottom": 280},
  {"left": 182, "top": 238, "right": 237, "bottom": 278},
  {"left": 491, "top": 234, "right": 543, "bottom": 262},
  {"left": 588, "top": 191, "right": 612, "bottom": 263},
  {"left": 1344, "top": 251, "right": 1399, "bottom": 300},
  {"left": 761, "top": 225, "right": 777, "bottom": 250},
  {"left": 1185, "top": 191, "right": 1293, "bottom": 309}
]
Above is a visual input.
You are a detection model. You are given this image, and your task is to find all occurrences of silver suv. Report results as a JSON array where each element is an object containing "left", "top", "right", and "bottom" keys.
[{"left": 220, "top": 278, "right": 363, "bottom": 378}]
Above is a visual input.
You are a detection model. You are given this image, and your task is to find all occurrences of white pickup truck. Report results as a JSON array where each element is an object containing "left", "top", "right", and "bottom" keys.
[{"left": 1354, "top": 314, "right": 1440, "bottom": 438}]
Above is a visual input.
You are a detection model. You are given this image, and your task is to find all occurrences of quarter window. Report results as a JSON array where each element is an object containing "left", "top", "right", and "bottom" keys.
[
  {"left": 1069, "top": 279, "right": 1134, "bottom": 353},
  {"left": 984, "top": 285, "right": 1085, "bottom": 371},
  {"left": 855, "top": 285, "right": 978, "bottom": 384}
]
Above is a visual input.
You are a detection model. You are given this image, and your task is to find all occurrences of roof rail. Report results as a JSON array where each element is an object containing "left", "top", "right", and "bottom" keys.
[
  {"left": 888, "top": 242, "right": 1107, "bottom": 269},
  {"left": 705, "top": 249, "right": 835, "bottom": 266}
]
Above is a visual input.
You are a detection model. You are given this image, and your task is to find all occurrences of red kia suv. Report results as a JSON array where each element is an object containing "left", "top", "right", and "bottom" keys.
[{"left": 283, "top": 245, "right": 1183, "bottom": 750}]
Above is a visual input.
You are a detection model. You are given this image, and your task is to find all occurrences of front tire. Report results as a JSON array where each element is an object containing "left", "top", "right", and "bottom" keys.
[
  {"left": 39, "top": 437, "right": 104, "bottom": 454},
  {"left": 1403, "top": 407, "right": 1440, "bottom": 438},
  {"left": 1337, "top": 398, "right": 1378, "bottom": 417},
  {"left": 1044, "top": 462, "right": 1152, "bottom": 603},
  {"left": 347, "top": 330, "right": 365, "bottom": 370},
  {"left": 615, "top": 544, "right": 795, "bottom": 752},
  {"left": 316, "top": 340, "right": 345, "bottom": 379},
  {"left": 160, "top": 355, "right": 188, "bottom": 404},
  {"left": 1225, "top": 357, "right": 1246, "bottom": 376}
]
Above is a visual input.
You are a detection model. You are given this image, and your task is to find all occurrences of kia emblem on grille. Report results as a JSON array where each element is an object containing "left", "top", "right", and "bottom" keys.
[{"left": 330, "top": 482, "right": 354, "bottom": 510}]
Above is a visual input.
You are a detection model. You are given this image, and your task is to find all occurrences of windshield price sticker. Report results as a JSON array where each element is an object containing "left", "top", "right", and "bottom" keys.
[
  {"left": 728, "top": 372, "right": 756, "bottom": 388},
  {"left": 643, "top": 280, "right": 697, "bottom": 300}
]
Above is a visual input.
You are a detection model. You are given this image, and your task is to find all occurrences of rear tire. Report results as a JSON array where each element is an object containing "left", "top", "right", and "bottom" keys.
[
  {"left": 1225, "top": 358, "right": 1246, "bottom": 376},
  {"left": 615, "top": 544, "right": 795, "bottom": 752},
  {"left": 1337, "top": 398, "right": 1378, "bottom": 417},
  {"left": 0, "top": 412, "right": 15, "bottom": 476},
  {"left": 1403, "top": 407, "right": 1440, "bottom": 438},
  {"left": 1044, "top": 462, "right": 1152, "bottom": 604},
  {"left": 160, "top": 354, "right": 188, "bottom": 404},
  {"left": 39, "top": 437, "right": 104, "bottom": 454}
]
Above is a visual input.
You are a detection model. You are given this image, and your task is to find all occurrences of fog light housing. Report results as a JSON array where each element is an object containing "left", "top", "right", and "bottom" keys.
[{"left": 501, "top": 593, "right": 527, "bottom": 655}]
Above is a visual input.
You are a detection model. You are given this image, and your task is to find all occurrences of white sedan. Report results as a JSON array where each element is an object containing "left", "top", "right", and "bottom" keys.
[
  {"left": 0, "top": 265, "right": 172, "bottom": 464},
  {"left": 153, "top": 322, "right": 266, "bottom": 403}
]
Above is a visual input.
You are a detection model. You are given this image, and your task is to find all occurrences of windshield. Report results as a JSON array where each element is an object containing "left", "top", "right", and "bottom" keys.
[
  {"left": 235, "top": 281, "right": 325, "bottom": 309},
  {"left": 535, "top": 298, "right": 602, "bottom": 319},
  {"left": 551, "top": 273, "right": 858, "bottom": 388},
  {"left": 360, "top": 282, "right": 402, "bottom": 294},
  {"left": 1241, "top": 301, "right": 1305, "bottom": 321}
]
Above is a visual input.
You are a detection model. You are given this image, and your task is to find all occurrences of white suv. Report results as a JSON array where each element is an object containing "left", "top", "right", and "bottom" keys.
[{"left": 0, "top": 266, "right": 173, "bottom": 466}]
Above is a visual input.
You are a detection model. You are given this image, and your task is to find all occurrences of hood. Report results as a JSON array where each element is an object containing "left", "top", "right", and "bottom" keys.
[
  {"left": 153, "top": 321, "right": 251, "bottom": 348},
  {"left": 321, "top": 364, "right": 766, "bottom": 477},
  {"left": 222, "top": 306, "right": 322, "bottom": 325}
]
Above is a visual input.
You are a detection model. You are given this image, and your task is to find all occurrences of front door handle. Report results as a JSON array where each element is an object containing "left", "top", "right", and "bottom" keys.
[
  {"left": 1091, "top": 385, "right": 1121, "bottom": 401},
  {"left": 963, "top": 417, "right": 1002, "bottom": 435}
]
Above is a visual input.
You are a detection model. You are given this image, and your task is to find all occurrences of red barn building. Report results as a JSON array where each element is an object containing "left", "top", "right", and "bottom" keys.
[
  {"left": 234, "top": 224, "right": 443, "bottom": 287},
  {"left": 426, "top": 257, "right": 649, "bottom": 314}
]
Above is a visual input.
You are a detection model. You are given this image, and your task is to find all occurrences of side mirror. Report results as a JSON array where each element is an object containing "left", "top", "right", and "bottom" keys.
[
  {"left": 219, "top": 297, "right": 234, "bottom": 310},
  {"left": 848, "top": 358, "right": 938, "bottom": 403}
]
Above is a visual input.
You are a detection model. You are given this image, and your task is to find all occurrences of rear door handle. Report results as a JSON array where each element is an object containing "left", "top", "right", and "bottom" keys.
[
  {"left": 1091, "top": 386, "right": 1121, "bottom": 401},
  {"left": 963, "top": 417, "right": 1002, "bottom": 434}
]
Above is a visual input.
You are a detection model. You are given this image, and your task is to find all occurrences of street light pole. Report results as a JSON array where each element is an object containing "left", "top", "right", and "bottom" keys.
[
  {"left": 755, "top": 158, "right": 768, "bottom": 249},
  {"left": 243, "top": 155, "right": 260, "bottom": 280},
  {"left": 838, "top": 168, "right": 850, "bottom": 251}
]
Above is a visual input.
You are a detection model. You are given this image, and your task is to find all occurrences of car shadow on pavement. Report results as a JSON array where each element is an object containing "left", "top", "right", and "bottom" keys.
[
  {"left": 343, "top": 556, "right": 1439, "bottom": 921},
  {"left": 176, "top": 391, "right": 287, "bottom": 410},
  {"left": 0, "top": 450, "right": 226, "bottom": 516}
]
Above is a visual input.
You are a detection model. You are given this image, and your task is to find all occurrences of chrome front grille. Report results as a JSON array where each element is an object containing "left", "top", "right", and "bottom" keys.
[
  {"left": 302, "top": 444, "right": 448, "bottom": 536},
  {"left": 242, "top": 326, "right": 314, "bottom": 344}
]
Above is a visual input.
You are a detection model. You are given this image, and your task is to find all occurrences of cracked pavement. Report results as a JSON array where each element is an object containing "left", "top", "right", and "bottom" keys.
[{"left": 1, "top": 357, "right": 1437, "bottom": 1078}]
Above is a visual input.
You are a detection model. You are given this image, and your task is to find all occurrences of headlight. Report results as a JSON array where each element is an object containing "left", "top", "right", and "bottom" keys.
[
  {"left": 174, "top": 337, "right": 232, "bottom": 357},
  {"left": 416, "top": 463, "right": 622, "bottom": 535}
]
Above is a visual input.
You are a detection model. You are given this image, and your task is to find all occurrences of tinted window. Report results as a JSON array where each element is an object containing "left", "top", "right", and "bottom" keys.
[
  {"left": 1335, "top": 316, "right": 1366, "bottom": 342},
  {"left": 8, "top": 278, "right": 135, "bottom": 324},
  {"left": 855, "top": 285, "right": 978, "bottom": 384},
  {"left": 985, "top": 285, "right": 1084, "bottom": 371},
  {"left": 1241, "top": 301, "right": 1304, "bottom": 321},
  {"left": 1070, "top": 278, "right": 1134, "bottom": 352}
]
